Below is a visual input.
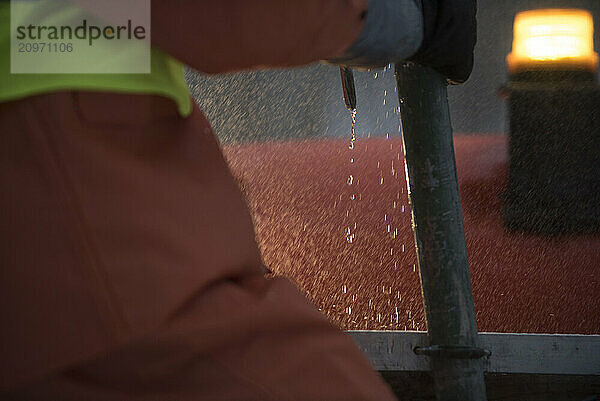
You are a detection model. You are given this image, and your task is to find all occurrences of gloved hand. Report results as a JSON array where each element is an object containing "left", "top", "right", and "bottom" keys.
[
  {"left": 327, "top": 0, "right": 424, "bottom": 69},
  {"left": 328, "top": 0, "right": 477, "bottom": 84},
  {"left": 409, "top": 0, "right": 477, "bottom": 84}
]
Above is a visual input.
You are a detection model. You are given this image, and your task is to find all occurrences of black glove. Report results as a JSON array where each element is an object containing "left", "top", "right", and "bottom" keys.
[{"left": 409, "top": 0, "right": 477, "bottom": 84}]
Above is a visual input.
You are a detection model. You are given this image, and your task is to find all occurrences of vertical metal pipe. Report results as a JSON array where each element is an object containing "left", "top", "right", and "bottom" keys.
[{"left": 395, "top": 63, "right": 487, "bottom": 401}]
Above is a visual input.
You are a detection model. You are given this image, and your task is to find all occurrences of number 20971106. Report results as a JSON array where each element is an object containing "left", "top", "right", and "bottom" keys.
[{"left": 18, "top": 42, "right": 73, "bottom": 53}]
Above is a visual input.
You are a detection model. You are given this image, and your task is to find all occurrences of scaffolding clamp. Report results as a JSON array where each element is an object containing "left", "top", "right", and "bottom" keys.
[{"left": 413, "top": 345, "right": 491, "bottom": 360}]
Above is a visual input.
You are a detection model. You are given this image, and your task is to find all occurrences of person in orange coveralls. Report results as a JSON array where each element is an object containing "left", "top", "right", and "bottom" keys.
[{"left": 0, "top": 0, "right": 475, "bottom": 399}]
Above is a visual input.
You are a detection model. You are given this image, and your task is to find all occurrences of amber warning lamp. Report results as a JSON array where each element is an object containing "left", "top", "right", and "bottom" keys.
[
  {"left": 507, "top": 9, "right": 598, "bottom": 81},
  {"left": 503, "top": 8, "right": 600, "bottom": 234}
]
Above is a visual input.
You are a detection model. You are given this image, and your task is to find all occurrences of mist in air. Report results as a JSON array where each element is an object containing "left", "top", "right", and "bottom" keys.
[{"left": 185, "top": 0, "right": 600, "bottom": 144}]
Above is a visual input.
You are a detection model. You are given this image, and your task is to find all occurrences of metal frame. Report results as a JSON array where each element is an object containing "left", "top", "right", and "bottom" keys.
[{"left": 351, "top": 331, "right": 600, "bottom": 375}]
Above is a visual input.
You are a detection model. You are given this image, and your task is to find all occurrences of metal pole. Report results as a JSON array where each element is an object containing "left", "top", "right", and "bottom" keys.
[{"left": 395, "top": 63, "right": 487, "bottom": 401}]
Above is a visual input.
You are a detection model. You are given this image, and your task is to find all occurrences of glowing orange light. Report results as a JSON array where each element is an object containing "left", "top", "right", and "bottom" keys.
[{"left": 507, "top": 9, "right": 598, "bottom": 73}]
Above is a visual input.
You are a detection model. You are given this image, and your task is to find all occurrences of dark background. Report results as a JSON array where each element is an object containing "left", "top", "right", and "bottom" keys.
[{"left": 186, "top": 0, "right": 600, "bottom": 143}]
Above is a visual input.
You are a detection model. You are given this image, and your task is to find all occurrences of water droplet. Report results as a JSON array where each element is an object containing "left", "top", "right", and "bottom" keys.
[
  {"left": 347, "top": 175, "right": 354, "bottom": 185},
  {"left": 348, "top": 109, "right": 357, "bottom": 150},
  {"left": 345, "top": 227, "right": 355, "bottom": 243}
]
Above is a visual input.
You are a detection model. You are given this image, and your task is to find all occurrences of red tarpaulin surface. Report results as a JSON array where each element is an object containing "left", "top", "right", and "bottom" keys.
[{"left": 223, "top": 135, "right": 600, "bottom": 334}]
